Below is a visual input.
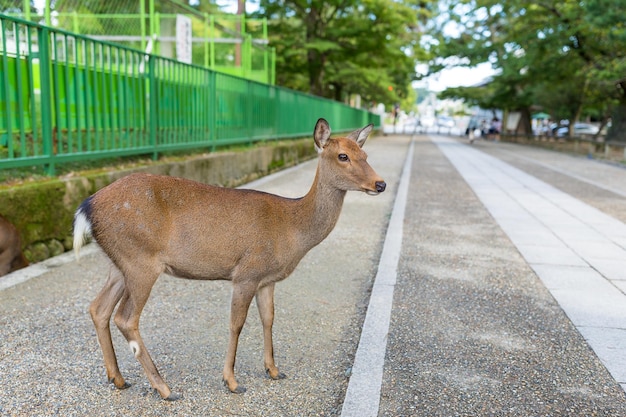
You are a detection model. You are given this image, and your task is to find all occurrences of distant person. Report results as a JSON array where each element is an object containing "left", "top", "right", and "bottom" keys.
[
  {"left": 489, "top": 117, "right": 501, "bottom": 140},
  {"left": 393, "top": 103, "right": 400, "bottom": 126},
  {"left": 480, "top": 119, "right": 488, "bottom": 137}
]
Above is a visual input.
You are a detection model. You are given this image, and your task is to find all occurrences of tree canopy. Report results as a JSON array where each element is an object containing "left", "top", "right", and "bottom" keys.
[
  {"left": 251, "top": 0, "right": 435, "bottom": 106},
  {"left": 427, "top": 0, "right": 626, "bottom": 139}
]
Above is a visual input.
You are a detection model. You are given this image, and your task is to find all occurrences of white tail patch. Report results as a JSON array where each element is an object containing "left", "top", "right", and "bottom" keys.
[
  {"left": 129, "top": 341, "right": 140, "bottom": 358},
  {"left": 73, "top": 209, "right": 92, "bottom": 260}
]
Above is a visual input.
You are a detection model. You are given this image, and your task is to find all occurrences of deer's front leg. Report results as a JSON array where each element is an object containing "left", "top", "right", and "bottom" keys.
[
  {"left": 223, "top": 282, "right": 256, "bottom": 393},
  {"left": 256, "top": 283, "right": 286, "bottom": 380}
]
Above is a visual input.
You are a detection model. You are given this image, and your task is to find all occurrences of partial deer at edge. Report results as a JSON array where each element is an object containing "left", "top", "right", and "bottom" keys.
[
  {"left": 0, "top": 214, "right": 29, "bottom": 277},
  {"left": 73, "top": 118, "right": 386, "bottom": 400}
]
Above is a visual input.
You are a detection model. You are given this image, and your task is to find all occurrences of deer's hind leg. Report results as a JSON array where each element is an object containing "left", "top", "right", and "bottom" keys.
[
  {"left": 112, "top": 261, "right": 180, "bottom": 401},
  {"left": 89, "top": 265, "right": 128, "bottom": 389}
]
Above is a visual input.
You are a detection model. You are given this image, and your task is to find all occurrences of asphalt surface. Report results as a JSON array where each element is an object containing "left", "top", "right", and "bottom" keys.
[{"left": 1, "top": 133, "right": 626, "bottom": 416}]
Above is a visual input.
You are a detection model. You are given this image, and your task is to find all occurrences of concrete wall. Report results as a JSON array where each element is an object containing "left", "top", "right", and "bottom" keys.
[{"left": 0, "top": 139, "right": 317, "bottom": 263}]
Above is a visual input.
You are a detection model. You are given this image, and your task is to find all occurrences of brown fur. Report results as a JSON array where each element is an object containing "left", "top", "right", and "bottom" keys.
[{"left": 0, "top": 214, "right": 29, "bottom": 277}]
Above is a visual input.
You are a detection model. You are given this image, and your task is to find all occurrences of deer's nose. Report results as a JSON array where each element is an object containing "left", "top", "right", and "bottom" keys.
[{"left": 375, "top": 181, "right": 386, "bottom": 193}]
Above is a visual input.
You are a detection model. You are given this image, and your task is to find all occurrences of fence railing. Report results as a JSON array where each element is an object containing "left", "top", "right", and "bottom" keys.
[{"left": 0, "top": 14, "right": 380, "bottom": 176}]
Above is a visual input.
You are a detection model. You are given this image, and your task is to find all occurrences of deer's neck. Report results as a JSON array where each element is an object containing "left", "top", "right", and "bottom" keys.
[{"left": 295, "top": 171, "right": 346, "bottom": 250}]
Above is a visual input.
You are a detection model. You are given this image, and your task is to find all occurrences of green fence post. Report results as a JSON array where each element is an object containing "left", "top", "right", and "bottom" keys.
[
  {"left": 0, "top": 19, "right": 11, "bottom": 152},
  {"left": 38, "top": 26, "right": 55, "bottom": 175},
  {"left": 72, "top": 11, "right": 78, "bottom": 33},
  {"left": 140, "top": 0, "right": 146, "bottom": 51},
  {"left": 204, "top": 13, "right": 209, "bottom": 68},
  {"left": 247, "top": 79, "right": 253, "bottom": 144},
  {"left": 23, "top": 0, "right": 30, "bottom": 21},
  {"left": 209, "top": 15, "right": 215, "bottom": 69},
  {"left": 149, "top": 0, "right": 155, "bottom": 36},
  {"left": 209, "top": 70, "right": 216, "bottom": 151},
  {"left": 148, "top": 55, "right": 158, "bottom": 160},
  {"left": 44, "top": 0, "right": 52, "bottom": 26},
  {"left": 262, "top": 18, "right": 268, "bottom": 84},
  {"left": 271, "top": 47, "right": 276, "bottom": 85}
]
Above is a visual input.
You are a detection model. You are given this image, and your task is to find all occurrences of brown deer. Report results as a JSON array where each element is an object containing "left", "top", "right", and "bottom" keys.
[
  {"left": 0, "top": 214, "right": 29, "bottom": 277},
  {"left": 73, "top": 118, "right": 386, "bottom": 401}
]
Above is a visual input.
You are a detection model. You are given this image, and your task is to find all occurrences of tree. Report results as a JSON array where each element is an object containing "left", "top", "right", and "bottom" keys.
[
  {"left": 252, "top": 0, "right": 435, "bottom": 106},
  {"left": 0, "top": 0, "right": 35, "bottom": 14},
  {"left": 426, "top": 0, "right": 626, "bottom": 139}
]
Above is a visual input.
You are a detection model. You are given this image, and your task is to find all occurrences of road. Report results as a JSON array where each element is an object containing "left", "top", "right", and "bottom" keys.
[{"left": 1, "top": 134, "right": 625, "bottom": 416}]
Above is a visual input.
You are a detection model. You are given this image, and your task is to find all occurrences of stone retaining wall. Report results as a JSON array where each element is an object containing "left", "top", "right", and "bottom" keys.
[{"left": 501, "top": 135, "right": 626, "bottom": 162}]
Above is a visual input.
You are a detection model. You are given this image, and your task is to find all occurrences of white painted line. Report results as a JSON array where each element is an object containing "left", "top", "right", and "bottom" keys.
[{"left": 341, "top": 139, "right": 414, "bottom": 417}]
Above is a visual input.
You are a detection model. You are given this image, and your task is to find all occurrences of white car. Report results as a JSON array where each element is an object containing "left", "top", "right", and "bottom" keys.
[{"left": 555, "top": 123, "right": 599, "bottom": 137}]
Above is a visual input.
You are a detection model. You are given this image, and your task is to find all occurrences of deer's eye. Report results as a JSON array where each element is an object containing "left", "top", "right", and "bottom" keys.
[{"left": 338, "top": 153, "right": 349, "bottom": 162}]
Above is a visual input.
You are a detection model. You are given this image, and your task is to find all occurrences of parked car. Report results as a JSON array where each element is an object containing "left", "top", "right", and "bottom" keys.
[
  {"left": 555, "top": 123, "right": 599, "bottom": 137},
  {"left": 437, "top": 116, "right": 456, "bottom": 128}
]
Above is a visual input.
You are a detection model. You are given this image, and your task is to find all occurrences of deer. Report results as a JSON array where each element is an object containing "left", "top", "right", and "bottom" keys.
[
  {"left": 0, "top": 214, "right": 29, "bottom": 277},
  {"left": 73, "top": 118, "right": 386, "bottom": 401}
]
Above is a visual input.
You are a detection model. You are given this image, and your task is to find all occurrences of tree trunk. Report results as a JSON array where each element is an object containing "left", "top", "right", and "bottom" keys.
[
  {"left": 606, "top": 80, "right": 626, "bottom": 142},
  {"left": 516, "top": 108, "right": 532, "bottom": 135},
  {"left": 307, "top": 50, "right": 325, "bottom": 96},
  {"left": 305, "top": 7, "right": 325, "bottom": 97}
]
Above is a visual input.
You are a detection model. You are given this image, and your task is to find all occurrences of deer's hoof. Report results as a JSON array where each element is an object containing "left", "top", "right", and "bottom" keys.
[
  {"left": 223, "top": 379, "right": 246, "bottom": 394},
  {"left": 109, "top": 378, "right": 131, "bottom": 390},
  {"left": 232, "top": 385, "right": 247, "bottom": 394},
  {"left": 266, "top": 368, "right": 287, "bottom": 380},
  {"left": 164, "top": 391, "right": 182, "bottom": 401}
]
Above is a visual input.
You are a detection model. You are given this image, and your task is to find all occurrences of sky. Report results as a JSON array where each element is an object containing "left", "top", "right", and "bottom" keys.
[{"left": 416, "top": 63, "right": 497, "bottom": 92}]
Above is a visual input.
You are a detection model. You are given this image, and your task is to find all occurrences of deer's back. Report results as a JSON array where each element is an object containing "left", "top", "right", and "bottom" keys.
[{"left": 87, "top": 173, "right": 305, "bottom": 282}]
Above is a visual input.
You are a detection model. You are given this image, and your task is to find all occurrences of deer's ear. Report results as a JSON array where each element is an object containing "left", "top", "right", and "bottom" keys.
[
  {"left": 314, "top": 118, "right": 331, "bottom": 153},
  {"left": 346, "top": 124, "right": 373, "bottom": 148}
]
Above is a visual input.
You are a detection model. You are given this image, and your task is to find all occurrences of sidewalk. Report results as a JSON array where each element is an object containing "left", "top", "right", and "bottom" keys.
[{"left": 345, "top": 134, "right": 626, "bottom": 416}]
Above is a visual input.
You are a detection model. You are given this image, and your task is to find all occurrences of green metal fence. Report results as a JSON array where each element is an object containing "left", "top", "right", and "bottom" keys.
[
  {"left": 0, "top": 14, "right": 380, "bottom": 176},
  {"left": 27, "top": 11, "right": 276, "bottom": 85}
]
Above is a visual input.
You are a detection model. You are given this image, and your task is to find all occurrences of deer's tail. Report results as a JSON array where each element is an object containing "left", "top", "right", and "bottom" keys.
[{"left": 73, "top": 196, "right": 93, "bottom": 260}]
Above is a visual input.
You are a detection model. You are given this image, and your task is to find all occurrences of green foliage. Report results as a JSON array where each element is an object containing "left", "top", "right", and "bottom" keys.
[
  {"left": 426, "top": 0, "right": 626, "bottom": 139},
  {"left": 253, "top": 0, "right": 435, "bottom": 106},
  {"left": 0, "top": 0, "right": 34, "bottom": 14}
]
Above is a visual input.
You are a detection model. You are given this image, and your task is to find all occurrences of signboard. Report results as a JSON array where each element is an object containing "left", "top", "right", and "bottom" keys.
[
  {"left": 176, "top": 15, "right": 192, "bottom": 64},
  {"left": 506, "top": 111, "right": 521, "bottom": 132}
]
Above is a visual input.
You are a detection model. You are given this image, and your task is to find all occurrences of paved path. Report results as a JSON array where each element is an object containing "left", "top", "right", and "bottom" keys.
[
  {"left": 1, "top": 133, "right": 626, "bottom": 416},
  {"left": 347, "top": 135, "right": 626, "bottom": 416}
]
